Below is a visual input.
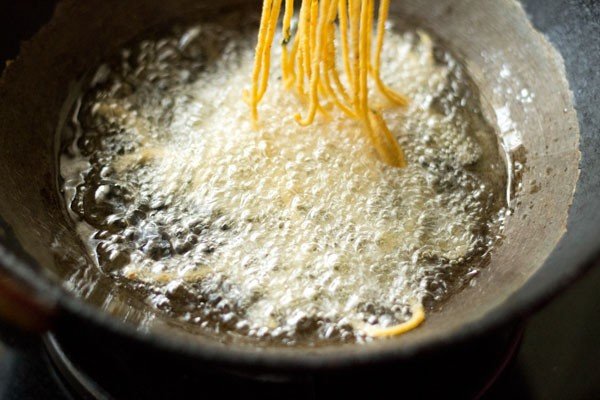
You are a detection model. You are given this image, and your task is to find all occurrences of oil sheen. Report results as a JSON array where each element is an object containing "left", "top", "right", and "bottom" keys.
[{"left": 59, "top": 21, "right": 508, "bottom": 345}]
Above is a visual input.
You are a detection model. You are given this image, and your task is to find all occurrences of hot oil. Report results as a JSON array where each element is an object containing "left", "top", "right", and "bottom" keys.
[{"left": 59, "top": 20, "right": 508, "bottom": 345}]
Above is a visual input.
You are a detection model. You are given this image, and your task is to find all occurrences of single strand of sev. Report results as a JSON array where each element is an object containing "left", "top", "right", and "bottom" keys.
[
  {"left": 372, "top": 0, "right": 409, "bottom": 105},
  {"left": 248, "top": 0, "right": 408, "bottom": 168},
  {"left": 364, "top": 303, "right": 426, "bottom": 337}
]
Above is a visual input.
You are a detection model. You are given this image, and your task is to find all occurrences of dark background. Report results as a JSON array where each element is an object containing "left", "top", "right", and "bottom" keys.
[
  {"left": 0, "top": 1, "right": 598, "bottom": 399},
  {"left": 0, "top": 1, "right": 56, "bottom": 63}
]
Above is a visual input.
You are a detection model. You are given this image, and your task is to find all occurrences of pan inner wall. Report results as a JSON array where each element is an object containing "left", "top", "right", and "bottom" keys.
[{"left": 0, "top": 0, "right": 579, "bottom": 353}]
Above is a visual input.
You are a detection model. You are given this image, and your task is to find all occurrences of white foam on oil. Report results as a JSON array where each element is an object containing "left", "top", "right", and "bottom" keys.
[{"left": 61, "top": 24, "right": 506, "bottom": 343}]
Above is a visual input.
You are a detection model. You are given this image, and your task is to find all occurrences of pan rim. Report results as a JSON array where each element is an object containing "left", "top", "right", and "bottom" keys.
[
  {"left": 0, "top": 0, "right": 598, "bottom": 371},
  {"left": 0, "top": 237, "right": 596, "bottom": 370}
]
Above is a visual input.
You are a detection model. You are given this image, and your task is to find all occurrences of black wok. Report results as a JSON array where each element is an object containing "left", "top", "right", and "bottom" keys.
[{"left": 0, "top": 0, "right": 598, "bottom": 398}]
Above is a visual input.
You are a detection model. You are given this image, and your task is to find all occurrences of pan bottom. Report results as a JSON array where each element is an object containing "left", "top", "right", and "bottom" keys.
[{"left": 43, "top": 325, "right": 525, "bottom": 399}]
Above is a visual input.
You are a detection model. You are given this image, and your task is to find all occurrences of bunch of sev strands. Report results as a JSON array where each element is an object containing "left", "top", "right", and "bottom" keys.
[
  {"left": 246, "top": 0, "right": 425, "bottom": 337},
  {"left": 247, "top": 0, "right": 408, "bottom": 168}
]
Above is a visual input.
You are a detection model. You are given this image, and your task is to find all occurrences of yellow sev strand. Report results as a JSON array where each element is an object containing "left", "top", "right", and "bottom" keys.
[
  {"left": 296, "top": 0, "right": 311, "bottom": 100},
  {"left": 349, "top": 0, "right": 361, "bottom": 109},
  {"left": 372, "top": 0, "right": 408, "bottom": 106},
  {"left": 246, "top": 0, "right": 274, "bottom": 125},
  {"left": 250, "top": 0, "right": 409, "bottom": 169},
  {"left": 358, "top": 0, "right": 370, "bottom": 118},
  {"left": 364, "top": 302, "right": 425, "bottom": 337},
  {"left": 367, "top": 109, "right": 407, "bottom": 167},
  {"left": 281, "top": 0, "right": 295, "bottom": 84},
  {"left": 314, "top": 0, "right": 353, "bottom": 117},
  {"left": 338, "top": 0, "right": 354, "bottom": 93},
  {"left": 257, "top": 0, "right": 283, "bottom": 101},
  {"left": 296, "top": 0, "right": 329, "bottom": 125}
]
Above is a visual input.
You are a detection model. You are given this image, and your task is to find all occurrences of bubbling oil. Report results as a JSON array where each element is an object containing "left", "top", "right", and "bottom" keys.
[{"left": 59, "top": 21, "right": 508, "bottom": 345}]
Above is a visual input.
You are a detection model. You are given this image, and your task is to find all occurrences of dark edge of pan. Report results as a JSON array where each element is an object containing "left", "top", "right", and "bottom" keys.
[{"left": 0, "top": 0, "right": 598, "bottom": 372}]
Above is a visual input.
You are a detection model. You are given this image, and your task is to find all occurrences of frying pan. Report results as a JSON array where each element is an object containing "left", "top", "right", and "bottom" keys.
[{"left": 0, "top": 0, "right": 598, "bottom": 397}]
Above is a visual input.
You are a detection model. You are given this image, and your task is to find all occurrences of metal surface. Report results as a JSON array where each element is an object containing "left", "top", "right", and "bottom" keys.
[
  {"left": 44, "top": 324, "right": 526, "bottom": 399},
  {"left": 44, "top": 334, "right": 112, "bottom": 400},
  {"left": 0, "top": 0, "right": 597, "bottom": 379}
]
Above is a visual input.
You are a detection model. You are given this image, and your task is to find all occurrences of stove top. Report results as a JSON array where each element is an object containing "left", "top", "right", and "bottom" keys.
[{"left": 0, "top": 263, "right": 598, "bottom": 399}]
